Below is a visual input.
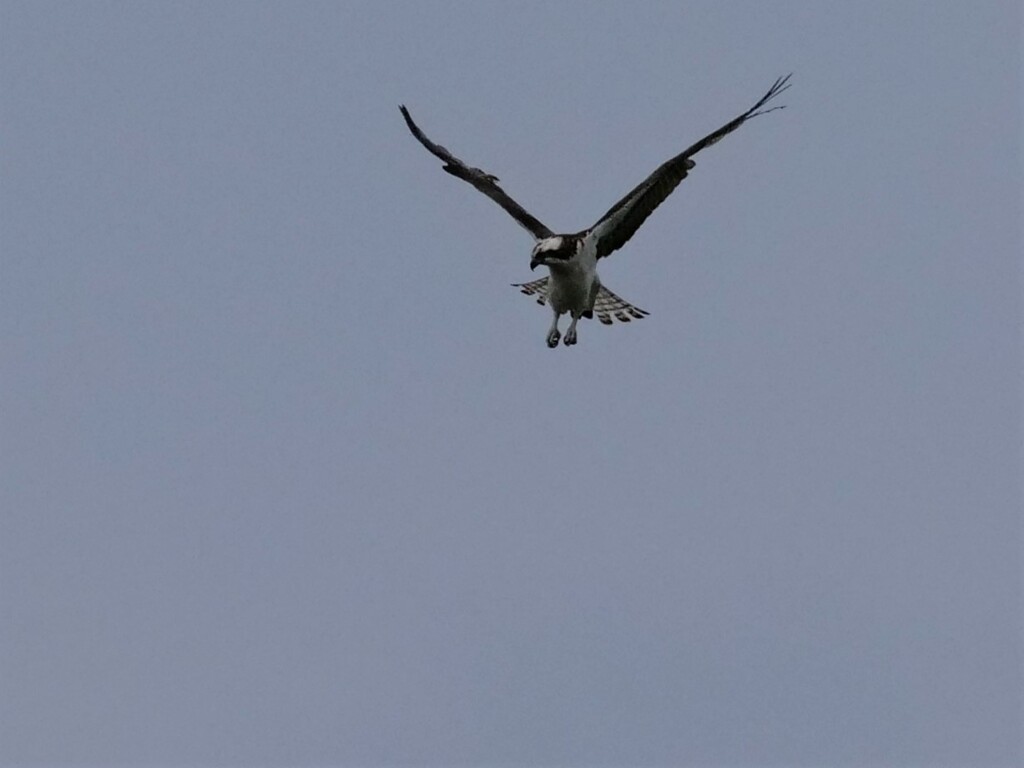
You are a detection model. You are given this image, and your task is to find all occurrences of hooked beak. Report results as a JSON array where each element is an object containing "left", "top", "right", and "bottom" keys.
[{"left": 530, "top": 256, "right": 542, "bottom": 271}]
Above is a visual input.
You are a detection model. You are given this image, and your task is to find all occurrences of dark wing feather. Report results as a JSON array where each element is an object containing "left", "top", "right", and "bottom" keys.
[
  {"left": 399, "top": 105, "right": 554, "bottom": 241},
  {"left": 589, "top": 74, "right": 791, "bottom": 259}
]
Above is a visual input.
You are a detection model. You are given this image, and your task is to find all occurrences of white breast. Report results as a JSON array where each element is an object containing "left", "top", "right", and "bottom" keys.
[{"left": 546, "top": 238, "right": 599, "bottom": 314}]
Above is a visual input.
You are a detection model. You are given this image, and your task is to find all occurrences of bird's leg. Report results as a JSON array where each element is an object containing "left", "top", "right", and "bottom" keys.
[
  {"left": 546, "top": 311, "right": 562, "bottom": 348},
  {"left": 563, "top": 313, "right": 580, "bottom": 346}
]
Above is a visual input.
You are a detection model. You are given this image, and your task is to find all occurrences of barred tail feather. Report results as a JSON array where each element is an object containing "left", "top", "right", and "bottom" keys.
[
  {"left": 511, "top": 277, "right": 551, "bottom": 306},
  {"left": 512, "top": 279, "right": 648, "bottom": 325},
  {"left": 593, "top": 285, "right": 649, "bottom": 325}
]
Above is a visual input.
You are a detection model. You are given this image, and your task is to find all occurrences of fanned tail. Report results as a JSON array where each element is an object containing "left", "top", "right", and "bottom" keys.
[
  {"left": 592, "top": 285, "right": 649, "bottom": 325},
  {"left": 512, "top": 277, "right": 551, "bottom": 306},
  {"left": 511, "top": 279, "right": 649, "bottom": 326}
]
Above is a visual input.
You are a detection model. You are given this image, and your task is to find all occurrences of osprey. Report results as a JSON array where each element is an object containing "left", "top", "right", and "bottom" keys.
[{"left": 400, "top": 75, "right": 790, "bottom": 348}]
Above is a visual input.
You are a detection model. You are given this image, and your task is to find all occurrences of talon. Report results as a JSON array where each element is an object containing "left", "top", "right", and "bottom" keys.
[
  {"left": 563, "top": 332, "right": 577, "bottom": 347},
  {"left": 546, "top": 330, "right": 561, "bottom": 348}
]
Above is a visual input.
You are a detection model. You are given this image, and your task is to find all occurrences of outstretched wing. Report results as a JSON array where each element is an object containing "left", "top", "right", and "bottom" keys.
[
  {"left": 400, "top": 105, "right": 555, "bottom": 241},
  {"left": 587, "top": 74, "right": 791, "bottom": 259}
]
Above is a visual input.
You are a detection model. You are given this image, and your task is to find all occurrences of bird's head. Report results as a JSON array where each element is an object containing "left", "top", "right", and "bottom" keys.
[{"left": 530, "top": 235, "right": 576, "bottom": 271}]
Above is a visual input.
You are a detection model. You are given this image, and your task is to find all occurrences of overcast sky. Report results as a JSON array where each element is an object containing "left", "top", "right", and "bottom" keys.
[{"left": 1, "top": 2, "right": 1021, "bottom": 766}]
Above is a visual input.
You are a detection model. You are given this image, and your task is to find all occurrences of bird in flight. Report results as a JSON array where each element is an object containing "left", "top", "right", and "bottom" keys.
[{"left": 400, "top": 75, "right": 790, "bottom": 348}]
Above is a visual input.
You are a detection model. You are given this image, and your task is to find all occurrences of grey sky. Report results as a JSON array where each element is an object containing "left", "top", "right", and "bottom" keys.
[{"left": 1, "top": 1, "right": 1020, "bottom": 766}]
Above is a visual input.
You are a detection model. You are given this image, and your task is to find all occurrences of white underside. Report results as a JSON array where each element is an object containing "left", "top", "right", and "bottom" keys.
[{"left": 544, "top": 234, "right": 600, "bottom": 316}]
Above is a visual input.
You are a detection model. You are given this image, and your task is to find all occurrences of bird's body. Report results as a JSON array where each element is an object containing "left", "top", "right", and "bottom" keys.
[
  {"left": 537, "top": 237, "right": 593, "bottom": 315},
  {"left": 400, "top": 75, "right": 790, "bottom": 348},
  {"left": 529, "top": 235, "right": 596, "bottom": 346}
]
